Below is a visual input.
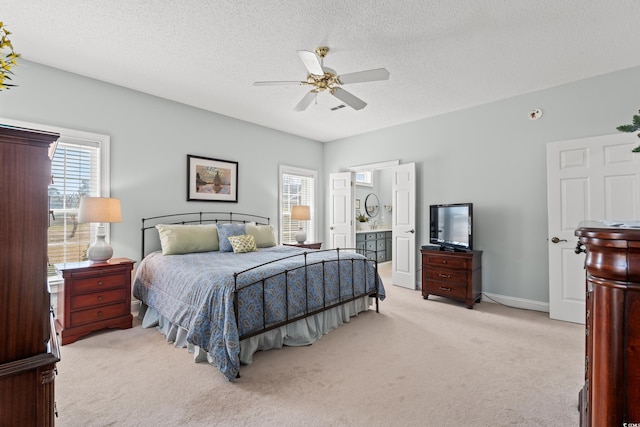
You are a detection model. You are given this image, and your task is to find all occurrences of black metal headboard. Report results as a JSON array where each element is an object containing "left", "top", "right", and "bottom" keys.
[{"left": 141, "top": 211, "right": 271, "bottom": 259}]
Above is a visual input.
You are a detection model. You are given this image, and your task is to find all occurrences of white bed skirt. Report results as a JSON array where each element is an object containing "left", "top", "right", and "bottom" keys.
[{"left": 138, "top": 296, "right": 373, "bottom": 366}]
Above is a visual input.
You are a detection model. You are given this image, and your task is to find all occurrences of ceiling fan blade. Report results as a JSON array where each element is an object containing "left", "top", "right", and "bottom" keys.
[
  {"left": 253, "top": 81, "right": 304, "bottom": 86},
  {"left": 297, "top": 50, "right": 324, "bottom": 76},
  {"left": 338, "top": 68, "right": 390, "bottom": 85},
  {"left": 331, "top": 87, "right": 367, "bottom": 110},
  {"left": 294, "top": 91, "right": 317, "bottom": 112}
]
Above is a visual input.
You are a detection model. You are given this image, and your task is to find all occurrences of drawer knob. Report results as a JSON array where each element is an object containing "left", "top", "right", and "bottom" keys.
[
  {"left": 438, "top": 273, "right": 451, "bottom": 278},
  {"left": 97, "top": 311, "right": 103, "bottom": 317},
  {"left": 97, "top": 280, "right": 103, "bottom": 286},
  {"left": 98, "top": 296, "right": 103, "bottom": 301},
  {"left": 441, "top": 260, "right": 447, "bottom": 264}
]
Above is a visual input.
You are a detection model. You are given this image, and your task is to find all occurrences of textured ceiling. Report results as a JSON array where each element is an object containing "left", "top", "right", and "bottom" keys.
[{"left": 3, "top": 1, "right": 640, "bottom": 142}]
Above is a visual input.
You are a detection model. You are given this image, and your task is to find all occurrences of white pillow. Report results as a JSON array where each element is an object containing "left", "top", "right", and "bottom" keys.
[{"left": 155, "top": 224, "right": 219, "bottom": 255}]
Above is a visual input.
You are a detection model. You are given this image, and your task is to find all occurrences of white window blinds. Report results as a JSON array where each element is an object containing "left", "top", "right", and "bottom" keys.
[
  {"left": 280, "top": 166, "right": 316, "bottom": 244},
  {"left": 48, "top": 139, "right": 100, "bottom": 275}
]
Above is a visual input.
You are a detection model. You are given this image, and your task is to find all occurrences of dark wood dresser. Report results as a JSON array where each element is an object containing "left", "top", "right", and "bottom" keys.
[
  {"left": 56, "top": 258, "right": 134, "bottom": 345},
  {"left": 421, "top": 249, "right": 482, "bottom": 308},
  {"left": 0, "top": 125, "right": 61, "bottom": 426},
  {"left": 575, "top": 222, "right": 640, "bottom": 427}
]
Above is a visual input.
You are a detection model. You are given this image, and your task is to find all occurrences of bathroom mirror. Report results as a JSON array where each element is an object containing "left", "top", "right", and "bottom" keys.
[{"left": 365, "top": 193, "right": 379, "bottom": 218}]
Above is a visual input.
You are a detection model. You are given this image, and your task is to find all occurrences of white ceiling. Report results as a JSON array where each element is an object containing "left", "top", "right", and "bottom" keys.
[{"left": 4, "top": 1, "right": 640, "bottom": 142}]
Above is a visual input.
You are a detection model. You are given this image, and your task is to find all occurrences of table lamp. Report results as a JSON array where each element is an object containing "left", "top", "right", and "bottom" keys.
[
  {"left": 78, "top": 197, "right": 122, "bottom": 263},
  {"left": 291, "top": 205, "right": 310, "bottom": 244}
]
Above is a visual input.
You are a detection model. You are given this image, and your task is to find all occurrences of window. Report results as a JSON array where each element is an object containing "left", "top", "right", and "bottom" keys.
[
  {"left": 279, "top": 165, "right": 317, "bottom": 244},
  {"left": 47, "top": 139, "right": 98, "bottom": 275},
  {"left": 355, "top": 170, "right": 373, "bottom": 187},
  {"left": 47, "top": 130, "right": 109, "bottom": 279}
]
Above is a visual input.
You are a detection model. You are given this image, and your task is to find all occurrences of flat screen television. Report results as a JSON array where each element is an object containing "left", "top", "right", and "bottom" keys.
[{"left": 429, "top": 203, "right": 473, "bottom": 251}]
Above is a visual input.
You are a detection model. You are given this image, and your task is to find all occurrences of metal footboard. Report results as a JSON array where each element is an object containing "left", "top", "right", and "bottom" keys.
[{"left": 232, "top": 248, "right": 379, "bottom": 341}]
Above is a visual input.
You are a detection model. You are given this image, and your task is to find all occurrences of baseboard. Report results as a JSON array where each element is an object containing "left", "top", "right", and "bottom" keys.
[
  {"left": 480, "top": 292, "right": 549, "bottom": 313},
  {"left": 411, "top": 280, "right": 549, "bottom": 313}
]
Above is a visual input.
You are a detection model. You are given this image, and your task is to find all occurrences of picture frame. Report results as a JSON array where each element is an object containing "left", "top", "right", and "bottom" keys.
[{"left": 187, "top": 154, "right": 238, "bottom": 202}]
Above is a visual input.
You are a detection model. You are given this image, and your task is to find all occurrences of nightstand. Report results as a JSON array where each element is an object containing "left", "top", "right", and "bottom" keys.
[
  {"left": 55, "top": 258, "right": 135, "bottom": 345},
  {"left": 283, "top": 242, "right": 322, "bottom": 249}
]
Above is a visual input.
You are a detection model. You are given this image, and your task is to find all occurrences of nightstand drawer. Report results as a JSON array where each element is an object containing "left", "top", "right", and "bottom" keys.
[
  {"left": 424, "top": 281, "right": 467, "bottom": 300},
  {"left": 72, "top": 273, "right": 126, "bottom": 294},
  {"left": 70, "top": 303, "right": 129, "bottom": 326},
  {"left": 425, "top": 269, "right": 467, "bottom": 284},
  {"left": 425, "top": 254, "right": 468, "bottom": 270},
  {"left": 70, "top": 288, "right": 127, "bottom": 311}
]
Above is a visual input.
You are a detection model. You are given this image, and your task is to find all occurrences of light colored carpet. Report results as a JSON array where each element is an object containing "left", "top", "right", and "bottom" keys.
[{"left": 55, "top": 263, "right": 583, "bottom": 426}]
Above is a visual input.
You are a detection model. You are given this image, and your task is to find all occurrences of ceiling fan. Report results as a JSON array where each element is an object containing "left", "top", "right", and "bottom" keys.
[{"left": 253, "top": 46, "right": 390, "bottom": 111}]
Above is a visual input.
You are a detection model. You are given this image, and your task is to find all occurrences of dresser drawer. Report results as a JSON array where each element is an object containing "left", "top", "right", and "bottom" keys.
[
  {"left": 71, "top": 273, "right": 126, "bottom": 294},
  {"left": 425, "top": 269, "right": 467, "bottom": 284},
  {"left": 70, "top": 303, "right": 129, "bottom": 326},
  {"left": 424, "top": 254, "right": 468, "bottom": 270},
  {"left": 424, "top": 281, "right": 467, "bottom": 300},
  {"left": 366, "top": 241, "right": 377, "bottom": 251},
  {"left": 70, "top": 288, "right": 127, "bottom": 311}
]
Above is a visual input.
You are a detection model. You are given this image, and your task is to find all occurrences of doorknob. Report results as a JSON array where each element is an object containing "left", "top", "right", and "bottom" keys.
[
  {"left": 550, "top": 237, "right": 568, "bottom": 243},
  {"left": 330, "top": 226, "right": 335, "bottom": 230},
  {"left": 405, "top": 229, "right": 415, "bottom": 234}
]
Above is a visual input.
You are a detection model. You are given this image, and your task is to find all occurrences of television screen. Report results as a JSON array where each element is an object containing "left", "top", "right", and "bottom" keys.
[{"left": 430, "top": 203, "right": 473, "bottom": 251}]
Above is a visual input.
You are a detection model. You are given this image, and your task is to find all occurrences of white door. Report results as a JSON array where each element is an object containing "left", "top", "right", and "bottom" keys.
[
  {"left": 328, "top": 172, "right": 354, "bottom": 249},
  {"left": 392, "top": 163, "right": 416, "bottom": 289},
  {"left": 547, "top": 133, "right": 640, "bottom": 323}
]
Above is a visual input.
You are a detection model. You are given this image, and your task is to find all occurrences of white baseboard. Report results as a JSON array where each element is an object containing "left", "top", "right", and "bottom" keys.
[{"left": 480, "top": 292, "right": 549, "bottom": 313}]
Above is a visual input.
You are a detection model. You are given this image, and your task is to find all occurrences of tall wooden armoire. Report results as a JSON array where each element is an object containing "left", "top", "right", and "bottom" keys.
[
  {"left": 0, "top": 124, "right": 61, "bottom": 426},
  {"left": 576, "top": 222, "right": 640, "bottom": 427}
]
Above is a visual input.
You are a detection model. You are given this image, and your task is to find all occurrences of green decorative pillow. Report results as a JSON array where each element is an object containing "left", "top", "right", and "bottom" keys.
[
  {"left": 227, "top": 234, "right": 258, "bottom": 253},
  {"left": 246, "top": 223, "right": 277, "bottom": 248},
  {"left": 156, "top": 224, "right": 219, "bottom": 255}
]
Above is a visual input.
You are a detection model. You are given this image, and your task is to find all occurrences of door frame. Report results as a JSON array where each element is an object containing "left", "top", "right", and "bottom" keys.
[{"left": 348, "top": 160, "right": 417, "bottom": 288}]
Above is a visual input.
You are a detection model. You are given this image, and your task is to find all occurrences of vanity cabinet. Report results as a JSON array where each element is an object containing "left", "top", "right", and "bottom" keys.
[{"left": 356, "top": 231, "right": 392, "bottom": 263}]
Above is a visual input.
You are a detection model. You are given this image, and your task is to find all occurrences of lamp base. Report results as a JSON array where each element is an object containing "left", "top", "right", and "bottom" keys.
[
  {"left": 87, "top": 234, "right": 113, "bottom": 263},
  {"left": 295, "top": 229, "right": 307, "bottom": 244}
]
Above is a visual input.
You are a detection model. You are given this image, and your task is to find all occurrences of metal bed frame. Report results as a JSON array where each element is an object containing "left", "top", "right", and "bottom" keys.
[{"left": 140, "top": 211, "right": 380, "bottom": 342}]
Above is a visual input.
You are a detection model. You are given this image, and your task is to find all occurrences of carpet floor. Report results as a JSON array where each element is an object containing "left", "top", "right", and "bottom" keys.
[{"left": 55, "top": 262, "right": 584, "bottom": 426}]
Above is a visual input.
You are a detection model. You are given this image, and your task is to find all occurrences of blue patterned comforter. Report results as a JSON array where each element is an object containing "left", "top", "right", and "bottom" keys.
[{"left": 133, "top": 245, "right": 384, "bottom": 380}]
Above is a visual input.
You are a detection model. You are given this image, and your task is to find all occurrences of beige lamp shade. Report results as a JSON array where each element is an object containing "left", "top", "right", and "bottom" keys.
[
  {"left": 78, "top": 197, "right": 122, "bottom": 223},
  {"left": 291, "top": 205, "right": 311, "bottom": 221}
]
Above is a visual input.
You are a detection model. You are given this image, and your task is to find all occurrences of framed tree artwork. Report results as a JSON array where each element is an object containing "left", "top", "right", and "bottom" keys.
[{"left": 187, "top": 154, "right": 238, "bottom": 202}]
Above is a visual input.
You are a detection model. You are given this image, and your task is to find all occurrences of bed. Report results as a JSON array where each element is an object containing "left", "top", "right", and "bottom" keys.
[{"left": 132, "top": 212, "right": 385, "bottom": 381}]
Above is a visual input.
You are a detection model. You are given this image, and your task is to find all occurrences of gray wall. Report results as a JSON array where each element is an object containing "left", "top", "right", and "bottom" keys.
[
  {"left": 323, "top": 66, "right": 640, "bottom": 305},
  {"left": 0, "top": 61, "right": 322, "bottom": 262},
  {"left": 3, "top": 59, "right": 640, "bottom": 307}
]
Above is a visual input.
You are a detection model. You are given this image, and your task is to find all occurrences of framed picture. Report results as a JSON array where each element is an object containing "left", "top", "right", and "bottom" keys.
[{"left": 187, "top": 154, "right": 238, "bottom": 202}]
